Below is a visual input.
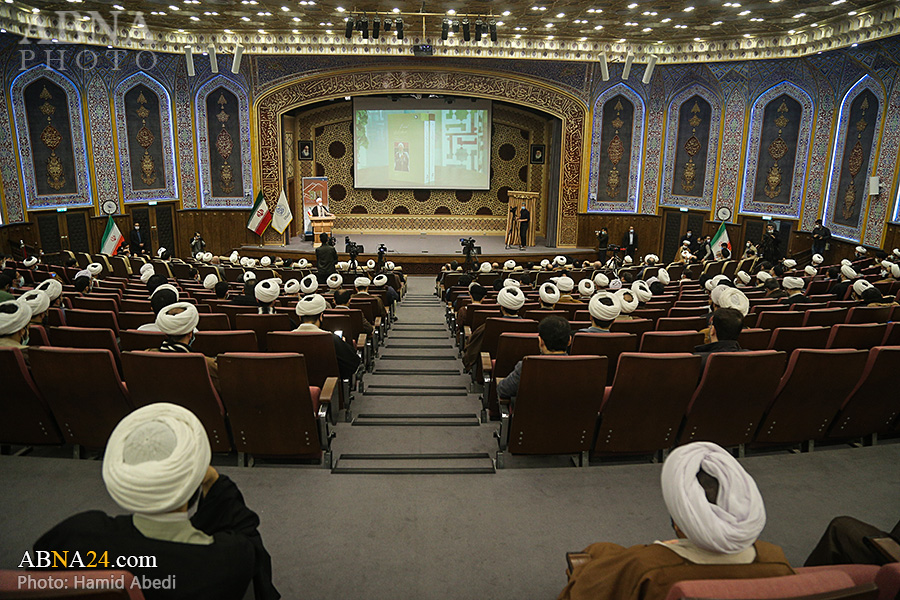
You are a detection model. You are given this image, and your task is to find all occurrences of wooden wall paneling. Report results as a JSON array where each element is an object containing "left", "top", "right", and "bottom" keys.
[
  {"left": 64, "top": 210, "right": 92, "bottom": 253},
  {"left": 0, "top": 222, "right": 38, "bottom": 256},
  {"left": 882, "top": 223, "right": 900, "bottom": 253},
  {"left": 175, "top": 209, "right": 257, "bottom": 258},
  {"left": 576, "top": 213, "right": 662, "bottom": 259}
]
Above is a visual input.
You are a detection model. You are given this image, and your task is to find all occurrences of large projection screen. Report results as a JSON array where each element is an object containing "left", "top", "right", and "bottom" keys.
[{"left": 353, "top": 97, "right": 492, "bottom": 190}]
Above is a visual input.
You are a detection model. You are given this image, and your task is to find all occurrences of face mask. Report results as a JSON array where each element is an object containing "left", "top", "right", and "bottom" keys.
[
  {"left": 16, "top": 277, "right": 24, "bottom": 287},
  {"left": 188, "top": 333, "right": 196, "bottom": 347},
  {"left": 21, "top": 333, "right": 29, "bottom": 346},
  {"left": 881, "top": 269, "right": 887, "bottom": 278}
]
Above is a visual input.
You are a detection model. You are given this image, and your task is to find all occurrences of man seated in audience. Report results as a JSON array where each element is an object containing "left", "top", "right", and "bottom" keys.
[
  {"left": 373, "top": 274, "right": 399, "bottom": 315},
  {"left": 333, "top": 288, "right": 374, "bottom": 335},
  {"left": 456, "top": 282, "right": 488, "bottom": 329},
  {"left": 578, "top": 291, "right": 620, "bottom": 334},
  {"left": 214, "top": 280, "right": 230, "bottom": 300},
  {"left": 146, "top": 273, "right": 167, "bottom": 295},
  {"left": 255, "top": 279, "right": 279, "bottom": 314},
  {"left": 830, "top": 264, "right": 857, "bottom": 299},
  {"left": 73, "top": 270, "right": 93, "bottom": 296},
  {"left": 692, "top": 308, "right": 745, "bottom": 372},
  {"left": 631, "top": 280, "right": 652, "bottom": 306},
  {"left": 763, "top": 278, "right": 787, "bottom": 299},
  {"left": 0, "top": 298, "right": 32, "bottom": 362},
  {"left": 497, "top": 315, "right": 571, "bottom": 402},
  {"left": 805, "top": 516, "right": 900, "bottom": 567},
  {"left": 36, "top": 277, "right": 63, "bottom": 309},
  {"left": 294, "top": 293, "right": 361, "bottom": 380},
  {"left": 352, "top": 276, "right": 387, "bottom": 320},
  {"left": 555, "top": 276, "right": 580, "bottom": 304},
  {"left": 463, "top": 286, "right": 525, "bottom": 371},
  {"left": 875, "top": 261, "right": 900, "bottom": 283},
  {"left": 34, "top": 402, "right": 280, "bottom": 600},
  {"left": 0, "top": 273, "right": 14, "bottom": 302},
  {"left": 539, "top": 282, "right": 560, "bottom": 310},
  {"left": 780, "top": 276, "right": 811, "bottom": 305},
  {"left": 860, "top": 287, "right": 900, "bottom": 307},
  {"left": 576, "top": 279, "right": 595, "bottom": 301},
  {"left": 20, "top": 289, "right": 50, "bottom": 325},
  {"left": 849, "top": 279, "right": 874, "bottom": 302},
  {"left": 614, "top": 287, "right": 639, "bottom": 320},
  {"left": 137, "top": 286, "right": 180, "bottom": 332},
  {"left": 558, "top": 441, "right": 793, "bottom": 600},
  {"left": 231, "top": 280, "right": 259, "bottom": 306},
  {"left": 150, "top": 302, "right": 220, "bottom": 393}
]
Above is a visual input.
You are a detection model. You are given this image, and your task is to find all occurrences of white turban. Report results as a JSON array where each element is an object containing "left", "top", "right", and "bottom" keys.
[
  {"left": 140, "top": 270, "right": 153, "bottom": 283},
  {"left": 705, "top": 278, "right": 716, "bottom": 291},
  {"left": 709, "top": 285, "right": 731, "bottom": 308},
  {"left": 782, "top": 277, "right": 804, "bottom": 290},
  {"left": 149, "top": 284, "right": 179, "bottom": 300},
  {"left": 593, "top": 272, "right": 610, "bottom": 288},
  {"left": 811, "top": 254, "right": 824, "bottom": 265},
  {"left": 260, "top": 256, "right": 271, "bottom": 267},
  {"left": 367, "top": 259, "right": 376, "bottom": 269},
  {"left": 503, "top": 278, "right": 521, "bottom": 289},
  {"left": 609, "top": 278, "right": 623, "bottom": 290},
  {"left": 852, "top": 279, "right": 874, "bottom": 296},
  {"left": 736, "top": 271, "right": 751, "bottom": 285},
  {"left": 804, "top": 266, "right": 817, "bottom": 277},
  {"left": 553, "top": 255, "right": 567, "bottom": 266},
  {"left": 892, "top": 264, "right": 900, "bottom": 279},
  {"left": 157, "top": 247, "right": 166, "bottom": 258},
  {"left": 720, "top": 288, "right": 750, "bottom": 316},
  {"left": 297, "top": 258, "right": 309, "bottom": 268},
  {"left": 0, "top": 298, "right": 32, "bottom": 335},
  {"left": 36, "top": 278, "right": 63, "bottom": 301},
  {"left": 480, "top": 261, "right": 492, "bottom": 273},
  {"left": 298, "top": 274, "right": 318, "bottom": 294},
  {"left": 295, "top": 293, "right": 327, "bottom": 317},
  {"left": 255, "top": 279, "right": 280, "bottom": 303},
  {"left": 229, "top": 251, "right": 240, "bottom": 264},
  {"left": 657, "top": 268, "right": 670, "bottom": 286},
  {"left": 841, "top": 265, "right": 857, "bottom": 279},
  {"left": 156, "top": 302, "right": 199, "bottom": 337},
  {"left": 504, "top": 260, "right": 516, "bottom": 270},
  {"left": 782, "top": 259, "right": 797, "bottom": 269},
  {"left": 240, "top": 257, "right": 252, "bottom": 268},
  {"left": 712, "top": 274, "right": 730, "bottom": 287},
  {"left": 539, "top": 283, "right": 560, "bottom": 305},
  {"left": 661, "top": 441, "right": 766, "bottom": 554},
  {"left": 203, "top": 252, "right": 214, "bottom": 263},
  {"left": 202, "top": 274, "right": 218, "bottom": 290},
  {"left": 497, "top": 286, "right": 525, "bottom": 311},
  {"left": 336, "top": 262, "right": 348, "bottom": 272},
  {"left": 243, "top": 271, "right": 257, "bottom": 283},
  {"left": 855, "top": 246, "right": 866, "bottom": 254},
  {"left": 540, "top": 259, "right": 550, "bottom": 268},
  {"left": 841, "top": 259, "right": 852, "bottom": 267},
  {"left": 578, "top": 279, "right": 596, "bottom": 297},
  {"left": 556, "top": 276, "right": 574, "bottom": 292},
  {"left": 325, "top": 274, "right": 342, "bottom": 290},
  {"left": 644, "top": 254, "right": 659, "bottom": 265},
  {"left": 102, "top": 403, "right": 211, "bottom": 515},
  {"left": 284, "top": 279, "right": 301, "bottom": 295},
  {"left": 756, "top": 271, "right": 772, "bottom": 282},
  {"left": 682, "top": 250, "right": 692, "bottom": 259},
  {"left": 21, "top": 289, "right": 50, "bottom": 316},
  {"left": 615, "top": 288, "right": 638, "bottom": 314},
  {"left": 631, "top": 280, "right": 652, "bottom": 303},
  {"left": 589, "top": 291, "right": 621, "bottom": 321},
  {"left": 385, "top": 261, "right": 395, "bottom": 270},
  {"left": 87, "top": 262, "right": 103, "bottom": 276},
  {"left": 195, "top": 253, "right": 204, "bottom": 261},
  {"left": 894, "top": 248, "right": 900, "bottom": 258},
  {"left": 881, "top": 260, "right": 893, "bottom": 271},
  {"left": 623, "top": 255, "right": 633, "bottom": 265},
  {"left": 355, "top": 277, "right": 371, "bottom": 288},
  {"left": 23, "top": 256, "right": 38, "bottom": 267},
  {"left": 140, "top": 263, "right": 155, "bottom": 275},
  {"left": 373, "top": 274, "right": 388, "bottom": 287}
]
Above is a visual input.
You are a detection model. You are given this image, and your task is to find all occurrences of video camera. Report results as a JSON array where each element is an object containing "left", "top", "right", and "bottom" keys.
[
  {"left": 460, "top": 237, "right": 476, "bottom": 256},
  {"left": 345, "top": 236, "right": 363, "bottom": 256}
]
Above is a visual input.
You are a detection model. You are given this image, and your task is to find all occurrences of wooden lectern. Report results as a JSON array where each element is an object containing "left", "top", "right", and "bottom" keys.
[
  {"left": 310, "top": 216, "right": 334, "bottom": 248},
  {"left": 506, "top": 191, "right": 539, "bottom": 247}
]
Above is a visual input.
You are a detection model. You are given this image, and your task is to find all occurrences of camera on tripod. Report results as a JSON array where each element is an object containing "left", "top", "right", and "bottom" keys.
[
  {"left": 345, "top": 236, "right": 363, "bottom": 256},
  {"left": 460, "top": 237, "right": 476, "bottom": 256},
  {"left": 377, "top": 243, "right": 387, "bottom": 254}
]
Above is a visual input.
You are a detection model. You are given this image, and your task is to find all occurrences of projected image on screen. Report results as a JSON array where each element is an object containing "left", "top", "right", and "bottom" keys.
[{"left": 354, "top": 97, "right": 492, "bottom": 190}]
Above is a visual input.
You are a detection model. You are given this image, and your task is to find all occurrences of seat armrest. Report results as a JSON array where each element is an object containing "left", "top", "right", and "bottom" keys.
[
  {"left": 320, "top": 377, "right": 338, "bottom": 405},
  {"left": 566, "top": 552, "right": 592, "bottom": 577},
  {"left": 865, "top": 536, "right": 900, "bottom": 562},
  {"left": 357, "top": 333, "right": 367, "bottom": 357},
  {"left": 498, "top": 396, "right": 511, "bottom": 406},
  {"left": 496, "top": 402, "right": 511, "bottom": 451},
  {"left": 480, "top": 352, "right": 493, "bottom": 384},
  {"left": 374, "top": 316, "right": 382, "bottom": 329}
]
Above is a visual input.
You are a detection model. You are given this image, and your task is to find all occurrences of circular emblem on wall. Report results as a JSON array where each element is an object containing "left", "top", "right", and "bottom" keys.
[
  {"left": 716, "top": 206, "right": 732, "bottom": 221},
  {"left": 102, "top": 200, "right": 119, "bottom": 215}
]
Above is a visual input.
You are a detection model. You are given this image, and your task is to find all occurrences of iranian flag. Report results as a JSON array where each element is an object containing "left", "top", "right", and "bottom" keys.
[
  {"left": 247, "top": 191, "right": 272, "bottom": 236},
  {"left": 711, "top": 221, "right": 731, "bottom": 260},
  {"left": 100, "top": 215, "right": 124, "bottom": 255}
]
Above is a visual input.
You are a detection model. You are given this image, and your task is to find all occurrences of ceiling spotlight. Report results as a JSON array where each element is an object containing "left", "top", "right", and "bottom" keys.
[
  {"left": 642, "top": 54, "right": 658, "bottom": 83},
  {"left": 489, "top": 19, "right": 497, "bottom": 42},
  {"left": 396, "top": 18, "right": 403, "bottom": 39},
  {"left": 622, "top": 52, "right": 634, "bottom": 79},
  {"left": 208, "top": 44, "right": 217, "bottom": 73},
  {"left": 475, "top": 19, "right": 483, "bottom": 42},
  {"left": 383, "top": 18, "right": 392, "bottom": 31},
  {"left": 599, "top": 51, "right": 609, "bottom": 81},
  {"left": 184, "top": 46, "right": 195, "bottom": 77},
  {"left": 373, "top": 17, "right": 380, "bottom": 37},
  {"left": 345, "top": 16, "right": 354, "bottom": 38},
  {"left": 441, "top": 18, "right": 449, "bottom": 40},
  {"left": 462, "top": 18, "right": 470, "bottom": 41},
  {"left": 359, "top": 15, "right": 369, "bottom": 39}
]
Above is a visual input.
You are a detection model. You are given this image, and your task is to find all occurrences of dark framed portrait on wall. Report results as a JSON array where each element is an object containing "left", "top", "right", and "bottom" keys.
[
  {"left": 530, "top": 144, "right": 545, "bottom": 165},
  {"left": 298, "top": 140, "right": 313, "bottom": 161}
]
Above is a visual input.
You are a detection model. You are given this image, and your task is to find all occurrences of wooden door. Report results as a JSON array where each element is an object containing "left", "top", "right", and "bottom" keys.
[
  {"left": 34, "top": 209, "right": 91, "bottom": 253},
  {"left": 661, "top": 208, "right": 705, "bottom": 263},
  {"left": 153, "top": 203, "right": 176, "bottom": 256}
]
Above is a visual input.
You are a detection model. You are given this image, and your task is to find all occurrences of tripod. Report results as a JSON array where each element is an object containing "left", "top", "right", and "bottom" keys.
[{"left": 505, "top": 206, "right": 518, "bottom": 250}]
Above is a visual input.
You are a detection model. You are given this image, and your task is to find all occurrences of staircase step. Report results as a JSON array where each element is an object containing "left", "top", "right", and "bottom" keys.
[
  {"left": 372, "top": 368, "right": 462, "bottom": 376},
  {"left": 352, "top": 413, "right": 480, "bottom": 426},
  {"left": 332, "top": 453, "right": 495, "bottom": 474}
]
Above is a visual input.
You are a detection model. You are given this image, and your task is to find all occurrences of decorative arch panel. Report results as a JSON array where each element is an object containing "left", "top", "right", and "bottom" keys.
[
  {"left": 740, "top": 82, "right": 814, "bottom": 219},
  {"left": 196, "top": 77, "right": 253, "bottom": 208},
  {"left": 824, "top": 75, "right": 885, "bottom": 241},
  {"left": 660, "top": 85, "right": 721, "bottom": 210},
  {"left": 587, "top": 83, "right": 644, "bottom": 213},
  {"left": 114, "top": 72, "right": 178, "bottom": 203},
  {"left": 10, "top": 67, "right": 92, "bottom": 210}
]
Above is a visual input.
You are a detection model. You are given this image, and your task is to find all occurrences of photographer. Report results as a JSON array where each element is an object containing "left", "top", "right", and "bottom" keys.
[
  {"left": 596, "top": 228, "right": 609, "bottom": 263},
  {"left": 190, "top": 232, "right": 206, "bottom": 256},
  {"left": 315, "top": 232, "right": 338, "bottom": 284},
  {"left": 460, "top": 238, "right": 476, "bottom": 271}
]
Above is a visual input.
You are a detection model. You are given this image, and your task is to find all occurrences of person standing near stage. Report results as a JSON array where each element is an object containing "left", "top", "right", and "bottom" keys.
[
  {"left": 596, "top": 228, "right": 609, "bottom": 263},
  {"left": 759, "top": 223, "right": 781, "bottom": 264},
  {"left": 315, "top": 233, "right": 338, "bottom": 284},
  {"left": 517, "top": 202, "right": 530, "bottom": 250},
  {"left": 622, "top": 226, "right": 638, "bottom": 259},
  {"left": 811, "top": 219, "right": 831, "bottom": 257}
]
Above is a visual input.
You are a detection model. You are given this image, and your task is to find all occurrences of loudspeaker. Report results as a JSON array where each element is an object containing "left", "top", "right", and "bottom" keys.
[
  {"left": 869, "top": 176, "right": 880, "bottom": 195},
  {"left": 413, "top": 44, "right": 434, "bottom": 56}
]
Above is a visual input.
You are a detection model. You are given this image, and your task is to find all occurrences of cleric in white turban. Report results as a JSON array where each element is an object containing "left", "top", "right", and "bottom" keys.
[
  {"left": 539, "top": 282, "right": 561, "bottom": 308},
  {"left": 36, "top": 277, "right": 63, "bottom": 306},
  {"left": 203, "top": 273, "right": 218, "bottom": 290},
  {"left": 294, "top": 294, "right": 361, "bottom": 380},
  {"left": 0, "top": 298, "right": 33, "bottom": 355},
  {"left": 254, "top": 279, "right": 280, "bottom": 313},
  {"left": 351, "top": 275, "right": 387, "bottom": 320},
  {"left": 579, "top": 291, "right": 621, "bottom": 333},
  {"left": 33, "top": 402, "right": 281, "bottom": 600},
  {"left": 462, "top": 285, "right": 524, "bottom": 371},
  {"left": 20, "top": 289, "right": 50, "bottom": 324}
]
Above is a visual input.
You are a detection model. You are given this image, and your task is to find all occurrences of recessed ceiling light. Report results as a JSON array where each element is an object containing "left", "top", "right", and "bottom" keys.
[
  {"left": 292, "top": 16, "right": 300, "bottom": 21},
  {"left": 851, "top": 42, "right": 858, "bottom": 47},
  {"left": 224, "top": 28, "right": 233, "bottom": 33},
  {"left": 496, "top": 21, "right": 504, "bottom": 26},
  {"left": 545, "top": 23, "right": 553, "bottom": 27},
  {"left": 112, "top": 3, "right": 124, "bottom": 9},
  {"left": 743, "top": 33, "right": 751, "bottom": 37},
  {"left": 446, "top": 9, "right": 456, "bottom": 15},
  {"left": 556, "top": 12, "right": 565, "bottom": 18},
  {"left": 661, "top": 17, "right": 671, "bottom": 22},
  {"left": 627, "top": 3, "right": 638, "bottom": 8},
  {"left": 675, "top": 24, "right": 688, "bottom": 28},
  {"left": 168, "top": 5, "right": 179, "bottom": 9},
  {"left": 392, "top": 7, "right": 400, "bottom": 13},
  {"left": 683, "top": 6, "right": 695, "bottom": 12},
  {"left": 258, "top": 29, "right": 266, "bottom": 33},
  {"left": 546, "top": 35, "right": 553, "bottom": 39},
  {"left": 811, "top": 22, "right": 818, "bottom": 27},
  {"left": 502, "top": 10, "right": 510, "bottom": 16},
  {"left": 848, "top": 10, "right": 857, "bottom": 15},
  {"left": 738, "top": 10, "right": 750, "bottom": 15},
  {"left": 514, "top": 33, "right": 521, "bottom": 38},
  {"left": 770, "top": 0, "right": 782, "bottom": 2},
  {"left": 793, "top": 12, "right": 806, "bottom": 18},
  {"left": 336, "top": 6, "right": 345, "bottom": 11},
  {"left": 625, "top": 22, "right": 638, "bottom": 26},
  {"left": 831, "top": 0, "right": 846, "bottom": 4},
  {"left": 579, "top": 36, "right": 587, "bottom": 41},
  {"left": 711, "top": 20, "right": 722, "bottom": 25},
  {"left": 788, "top": 29, "right": 795, "bottom": 34},
  {"left": 694, "top": 37, "right": 702, "bottom": 41},
  {"left": 750, "top": 17, "right": 763, "bottom": 21},
  {"left": 241, "top": 16, "right": 250, "bottom": 21},
  {"left": 642, "top": 27, "right": 651, "bottom": 31},
  {"left": 189, "top": 16, "right": 199, "bottom": 20},
  {"left": 594, "top": 24, "right": 603, "bottom": 29},
  {"left": 617, "top": 38, "right": 626, "bottom": 42}
]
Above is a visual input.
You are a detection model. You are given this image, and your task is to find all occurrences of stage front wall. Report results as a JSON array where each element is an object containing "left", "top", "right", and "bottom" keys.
[{"left": 288, "top": 102, "right": 550, "bottom": 237}]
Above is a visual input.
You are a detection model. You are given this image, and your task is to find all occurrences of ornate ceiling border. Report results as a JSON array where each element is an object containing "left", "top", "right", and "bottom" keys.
[{"left": 254, "top": 67, "right": 588, "bottom": 247}]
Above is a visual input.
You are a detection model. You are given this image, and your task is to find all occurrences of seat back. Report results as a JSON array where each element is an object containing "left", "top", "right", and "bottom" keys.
[
  {"left": 523, "top": 309, "right": 567, "bottom": 322},
  {"left": 267, "top": 331, "right": 340, "bottom": 389},
  {"left": 755, "top": 349, "right": 869, "bottom": 444},
  {"left": 469, "top": 308, "right": 502, "bottom": 331},
  {"left": 609, "top": 318, "right": 655, "bottom": 337},
  {"left": 192, "top": 330, "right": 259, "bottom": 357},
  {"left": 28, "top": 324, "right": 51, "bottom": 347},
  {"left": 595, "top": 353, "right": 702, "bottom": 455},
  {"left": 119, "top": 329, "right": 167, "bottom": 351},
  {"left": 508, "top": 355, "right": 607, "bottom": 455},
  {"left": 218, "top": 304, "right": 258, "bottom": 328},
  {"left": 0, "top": 569, "right": 146, "bottom": 599},
  {"left": 826, "top": 323, "right": 888, "bottom": 350},
  {"left": 570, "top": 332, "right": 638, "bottom": 385},
  {"left": 349, "top": 297, "right": 380, "bottom": 323},
  {"left": 768, "top": 326, "right": 830, "bottom": 356},
  {"left": 72, "top": 296, "right": 119, "bottom": 313},
  {"left": 484, "top": 333, "right": 541, "bottom": 418},
  {"left": 828, "top": 346, "right": 900, "bottom": 439},
  {"left": 117, "top": 311, "right": 156, "bottom": 330},
  {"left": 0, "top": 348, "right": 63, "bottom": 445},
  {"left": 803, "top": 307, "right": 849, "bottom": 327},
  {"left": 663, "top": 571, "right": 876, "bottom": 600},
  {"left": 119, "top": 298, "right": 152, "bottom": 312},
  {"left": 845, "top": 306, "right": 892, "bottom": 324},
  {"left": 756, "top": 310, "right": 805, "bottom": 329},
  {"left": 233, "top": 313, "right": 293, "bottom": 351},
  {"left": 217, "top": 353, "right": 324, "bottom": 459},
  {"left": 321, "top": 313, "right": 353, "bottom": 341},
  {"left": 656, "top": 316, "right": 708, "bottom": 331},
  {"left": 631, "top": 308, "right": 667, "bottom": 323},
  {"left": 681, "top": 351, "right": 787, "bottom": 446},
  {"left": 196, "top": 312, "right": 231, "bottom": 331},
  {"left": 121, "top": 351, "right": 230, "bottom": 452},
  {"left": 884, "top": 321, "right": 900, "bottom": 346},
  {"left": 64, "top": 309, "right": 119, "bottom": 335},
  {"left": 29, "top": 347, "right": 132, "bottom": 448},
  {"left": 480, "top": 317, "right": 539, "bottom": 361},
  {"left": 325, "top": 308, "right": 365, "bottom": 340},
  {"left": 48, "top": 326, "right": 122, "bottom": 375},
  {"left": 738, "top": 328, "right": 772, "bottom": 351},
  {"left": 639, "top": 330, "right": 705, "bottom": 353},
  {"left": 668, "top": 306, "right": 710, "bottom": 318}
]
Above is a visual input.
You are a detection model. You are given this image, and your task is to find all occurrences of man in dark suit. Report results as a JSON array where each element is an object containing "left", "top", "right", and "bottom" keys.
[
  {"left": 692, "top": 307, "right": 745, "bottom": 373},
  {"left": 315, "top": 232, "right": 338, "bottom": 284},
  {"left": 517, "top": 203, "right": 530, "bottom": 250},
  {"left": 621, "top": 226, "right": 638, "bottom": 258},
  {"left": 811, "top": 219, "right": 831, "bottom": 257},
  {"left": 681, "top": 229, "right": 698, "bottom": 254},
  {"left": 596, "top": 228, "right": 609, "bottom": 263},
  {"left": 129, "top": 222, "right": 146, "bottom": 255}
]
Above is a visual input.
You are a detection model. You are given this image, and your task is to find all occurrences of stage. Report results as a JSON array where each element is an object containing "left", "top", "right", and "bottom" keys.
[{"left": 237, "top": 233, "right": 599, "bottom": 274}]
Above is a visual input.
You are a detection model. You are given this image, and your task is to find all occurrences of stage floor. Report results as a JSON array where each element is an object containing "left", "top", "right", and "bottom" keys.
[{"left": 238, "top": 233, "right": 598, "bottom": 274}]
